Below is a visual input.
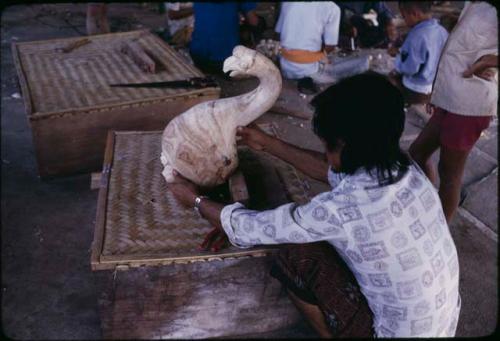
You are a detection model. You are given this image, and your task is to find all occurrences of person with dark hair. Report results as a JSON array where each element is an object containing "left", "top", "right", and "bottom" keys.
[
  {"left": 388, "top": 1, "right": 448, "bottom": 114},
  {"left": 168, "top": 73, "right": 460, "bottom": 337}
]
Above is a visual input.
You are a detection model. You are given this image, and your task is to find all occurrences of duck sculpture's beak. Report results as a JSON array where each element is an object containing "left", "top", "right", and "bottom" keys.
[{"left": 222, "top": 56, "right": 242, "bottom": 78}]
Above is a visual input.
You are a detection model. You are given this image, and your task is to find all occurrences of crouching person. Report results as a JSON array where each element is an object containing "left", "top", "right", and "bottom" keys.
[
  {"left": 169, "top": 73, "right": 461, "bottom": 338},
  {"left": 388, "top": 2, "right": 448, "bottom": 118}
]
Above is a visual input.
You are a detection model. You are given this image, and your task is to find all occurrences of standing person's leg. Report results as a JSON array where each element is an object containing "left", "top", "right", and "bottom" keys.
[
  {"left": 408, "top": 109, "right": 444, "bottom": 185},
  {"left": 99, "top": 4, "right": 110, "bottom": 34},
  {"left": 437, "top": 147, "right": 469, "bottom": 222},
  {"left": 435, "top": 112, "right": 492, "bottom": 222},
  {"left": 86, "top": 3, "right": 101, "bottom": 35}
]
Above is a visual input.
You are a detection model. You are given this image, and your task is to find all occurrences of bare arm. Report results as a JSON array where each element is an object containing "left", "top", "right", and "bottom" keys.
[
  {"left": 237, "top": 126, "right": 329, "bottom": 183},
  {"left": 463, "top": 54, "right": 498, "bottom": 80}
]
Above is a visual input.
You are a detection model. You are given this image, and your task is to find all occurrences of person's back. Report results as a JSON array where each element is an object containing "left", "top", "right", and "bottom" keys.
[
  {"left": 190, "top": 2, "right": 256, "bottom": 70},
  {"left": 395, "top": 3, "right": 448, "bottom": 95},
  {"left": 276, "top": 1, "right": 340, "bottom": 79},
  {"left": 321, "top": 162, "right": 460, "bottom": 337}
]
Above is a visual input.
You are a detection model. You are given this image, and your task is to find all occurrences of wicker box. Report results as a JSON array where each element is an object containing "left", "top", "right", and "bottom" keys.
[
  {"left": 12, "top": 30, "right": 220, "bottom": 177},
  {"left": 91, "top": 130, "right": 312, "bottom": 339}
]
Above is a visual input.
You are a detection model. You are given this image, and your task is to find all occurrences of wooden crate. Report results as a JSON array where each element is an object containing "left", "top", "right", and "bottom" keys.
[
  {"left": 91, "top": 130, "right": 312, "bottom": 339},
  {"left": 11, "top": 30, "right": 220, "bottom": 177}
]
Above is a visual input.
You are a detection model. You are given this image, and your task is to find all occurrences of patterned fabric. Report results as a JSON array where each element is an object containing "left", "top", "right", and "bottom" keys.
[
  {"left": 270, "top": 242, "right": 374, "bottom": 337},
  {"left": 221, "top": 163, "right": 461, "bottom": 337}
]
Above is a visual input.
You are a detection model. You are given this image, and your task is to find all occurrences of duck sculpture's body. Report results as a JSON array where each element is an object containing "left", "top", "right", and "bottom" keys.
[{"left": 160, "top": 46, "right": 282, "bottom": 187}]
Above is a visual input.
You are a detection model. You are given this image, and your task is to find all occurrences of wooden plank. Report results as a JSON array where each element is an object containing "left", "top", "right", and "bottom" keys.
[
  {"left": 90, "top": 172, "right": 102, "bottom": 190},
  {"left": 57, "top": 38, "right": 90, "bottom": 53},
  {"left": 120, "top": 41, "right": 156, "bottom": 73},
  {"left": 94, "top": 257, "right": 303, "bottom": 338},
  {"left": 229, "top": 170, "right": 249, "bottom": 205},
  {"left": 91, "top": 131, "right": 115, "bottom": 271}
]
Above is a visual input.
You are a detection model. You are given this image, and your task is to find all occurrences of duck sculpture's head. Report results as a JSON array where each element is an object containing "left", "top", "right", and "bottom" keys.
[{"left": 223, "top": 45, "right": 268, "bottom": 78}]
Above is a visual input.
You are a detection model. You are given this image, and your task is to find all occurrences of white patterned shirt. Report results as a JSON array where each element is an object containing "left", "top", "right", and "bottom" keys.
[{"left": 221, "top": 163, "right": 461, "bottom": 337}]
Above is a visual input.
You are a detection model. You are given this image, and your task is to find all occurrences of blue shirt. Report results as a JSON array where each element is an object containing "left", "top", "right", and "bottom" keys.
[
  {"left": 190, "top": 2, "right": 257, "bottom": 63},
  {"left": 395, "top": 19, "right": 448, "bottom": 94}
]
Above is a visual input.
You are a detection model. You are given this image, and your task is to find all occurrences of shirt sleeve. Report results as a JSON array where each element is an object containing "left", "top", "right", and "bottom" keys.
[
  {"left": 220, "top": 191, "right": 348, "bottom": 248},
  {"left": 323, "top": 2, "right": 341, "bottom": 46},
  {"left": 239, "top": 2, "right": 257, "bottom": 14},
  {"left": 395, "top": 34, "right": 426, "bottom": 76}
]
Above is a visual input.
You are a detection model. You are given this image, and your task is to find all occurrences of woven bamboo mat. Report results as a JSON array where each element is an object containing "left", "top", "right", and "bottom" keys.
[
  {"left": 12, "top": 30, "right": 212, "bottom": 116},
  {"left": 97, "top": 131, "right": 310, "bottom": 268}
]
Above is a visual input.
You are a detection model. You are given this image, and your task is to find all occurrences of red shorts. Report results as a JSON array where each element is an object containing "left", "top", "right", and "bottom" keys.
[{"left": 430, "top": 108, "right": 492, "bottom": 151}]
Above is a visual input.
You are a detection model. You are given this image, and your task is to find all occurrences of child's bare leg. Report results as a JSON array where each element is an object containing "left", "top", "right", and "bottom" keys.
[
  {"left": 86, "top": 4, "right": 100, "bottom": 35},
  {"left": 99, "top": 4, "right": 110, "bottom": 33},
  {"left": 286, "top": 289, "right": 333, "bottom": 338},
  {"left": 437, "top": 146, "right": 469, "bottom": 222},
  {"left": 408, "top": 118, "right": 441, "bottom": 185}
]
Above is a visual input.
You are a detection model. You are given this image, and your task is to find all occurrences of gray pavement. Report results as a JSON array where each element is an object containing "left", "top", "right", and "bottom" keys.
[{"left": 1, "top": 3, "right": 497, "bottom": 339}]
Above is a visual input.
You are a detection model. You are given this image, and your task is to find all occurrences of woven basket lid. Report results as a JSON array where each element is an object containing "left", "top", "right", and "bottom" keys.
[
  {"left": 91, "top": 130, "right": 311, "bottom": 270},
  {"left": 12, "top": 30, "right": 218, "bottom": 117}
]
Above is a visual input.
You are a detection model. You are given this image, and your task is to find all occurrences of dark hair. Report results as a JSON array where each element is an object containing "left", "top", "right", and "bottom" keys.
[
  {"left": 311, "top": 72, "right": 410, "bottom": 184},
  {"left": 399, "top": 1, "right": 432, "bottom": 14}
]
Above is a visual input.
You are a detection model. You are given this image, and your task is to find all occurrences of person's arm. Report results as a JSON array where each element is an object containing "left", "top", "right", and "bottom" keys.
[
  {"left": 237, "top": 126, "right": 329, "bottom": 183},
  {"left": 322, "top": 3, "right": 341, "bottom": 52},
  {"left": 463, "top": 54, "right": 498, "bottom": 80},
  {"left": 169, "top": 172, "right": 347, "bottom": 250}
]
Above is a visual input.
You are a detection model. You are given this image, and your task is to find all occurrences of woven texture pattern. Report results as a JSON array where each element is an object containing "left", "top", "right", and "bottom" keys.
[
  {"left": 14, "top": 30, "right": 204, "bottom": 115},
  {"left": 102, "top": 131, "right": 310, "bottom": 260}
]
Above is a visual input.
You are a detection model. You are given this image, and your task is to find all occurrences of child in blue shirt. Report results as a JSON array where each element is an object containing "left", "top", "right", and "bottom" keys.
[{"left": 389, "top": 2, "right": 448, "bottom": 104}]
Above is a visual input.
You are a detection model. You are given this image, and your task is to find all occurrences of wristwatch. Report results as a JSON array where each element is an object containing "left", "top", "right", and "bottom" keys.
[{"left": 194, "top": 195, "right": 208, "bottom": 216}]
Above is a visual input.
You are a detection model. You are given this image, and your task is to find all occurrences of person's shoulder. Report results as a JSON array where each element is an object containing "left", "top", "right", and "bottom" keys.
[{"left": 326, "top": 1, "right": 341, "bottom": 12}]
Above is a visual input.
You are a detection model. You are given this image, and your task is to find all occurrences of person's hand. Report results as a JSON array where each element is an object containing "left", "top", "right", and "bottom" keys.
[
  {"left": 387, "top": 46, "right": 399, "bottom": 57},
  {"left": 463, "top": 56, "right": 497, "bottom": 81},
  {"left": 169, "top": 171, "right": 199, "bottom": 208},
  {"left": 199, "top": 226, "right": 229, "bottom": 252},
  {"left": 236, "top": 125, "right": 273, "bottom": 151}
]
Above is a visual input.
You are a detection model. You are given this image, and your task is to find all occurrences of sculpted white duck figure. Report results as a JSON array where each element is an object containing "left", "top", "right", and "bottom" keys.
[{"left": 160, "top": 45, "right": 282, "bottom": 187}]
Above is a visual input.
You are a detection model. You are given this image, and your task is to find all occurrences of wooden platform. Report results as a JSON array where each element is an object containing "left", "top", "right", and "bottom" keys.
[{"left": 91, "top": 129, "right": 312, "bottom": 338}]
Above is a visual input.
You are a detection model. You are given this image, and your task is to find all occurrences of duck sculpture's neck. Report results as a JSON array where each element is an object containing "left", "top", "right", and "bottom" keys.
[
  {"left": 218, "top": 50, "right": 282, "bottom": 130},
  {"left": 160, "top": 46, "right": 283, "bottom": 187}
]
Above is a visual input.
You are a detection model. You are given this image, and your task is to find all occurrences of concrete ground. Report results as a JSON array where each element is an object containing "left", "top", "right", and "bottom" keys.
[{"left": 1, "top": 3, "right": 497, "bottom": 339}]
